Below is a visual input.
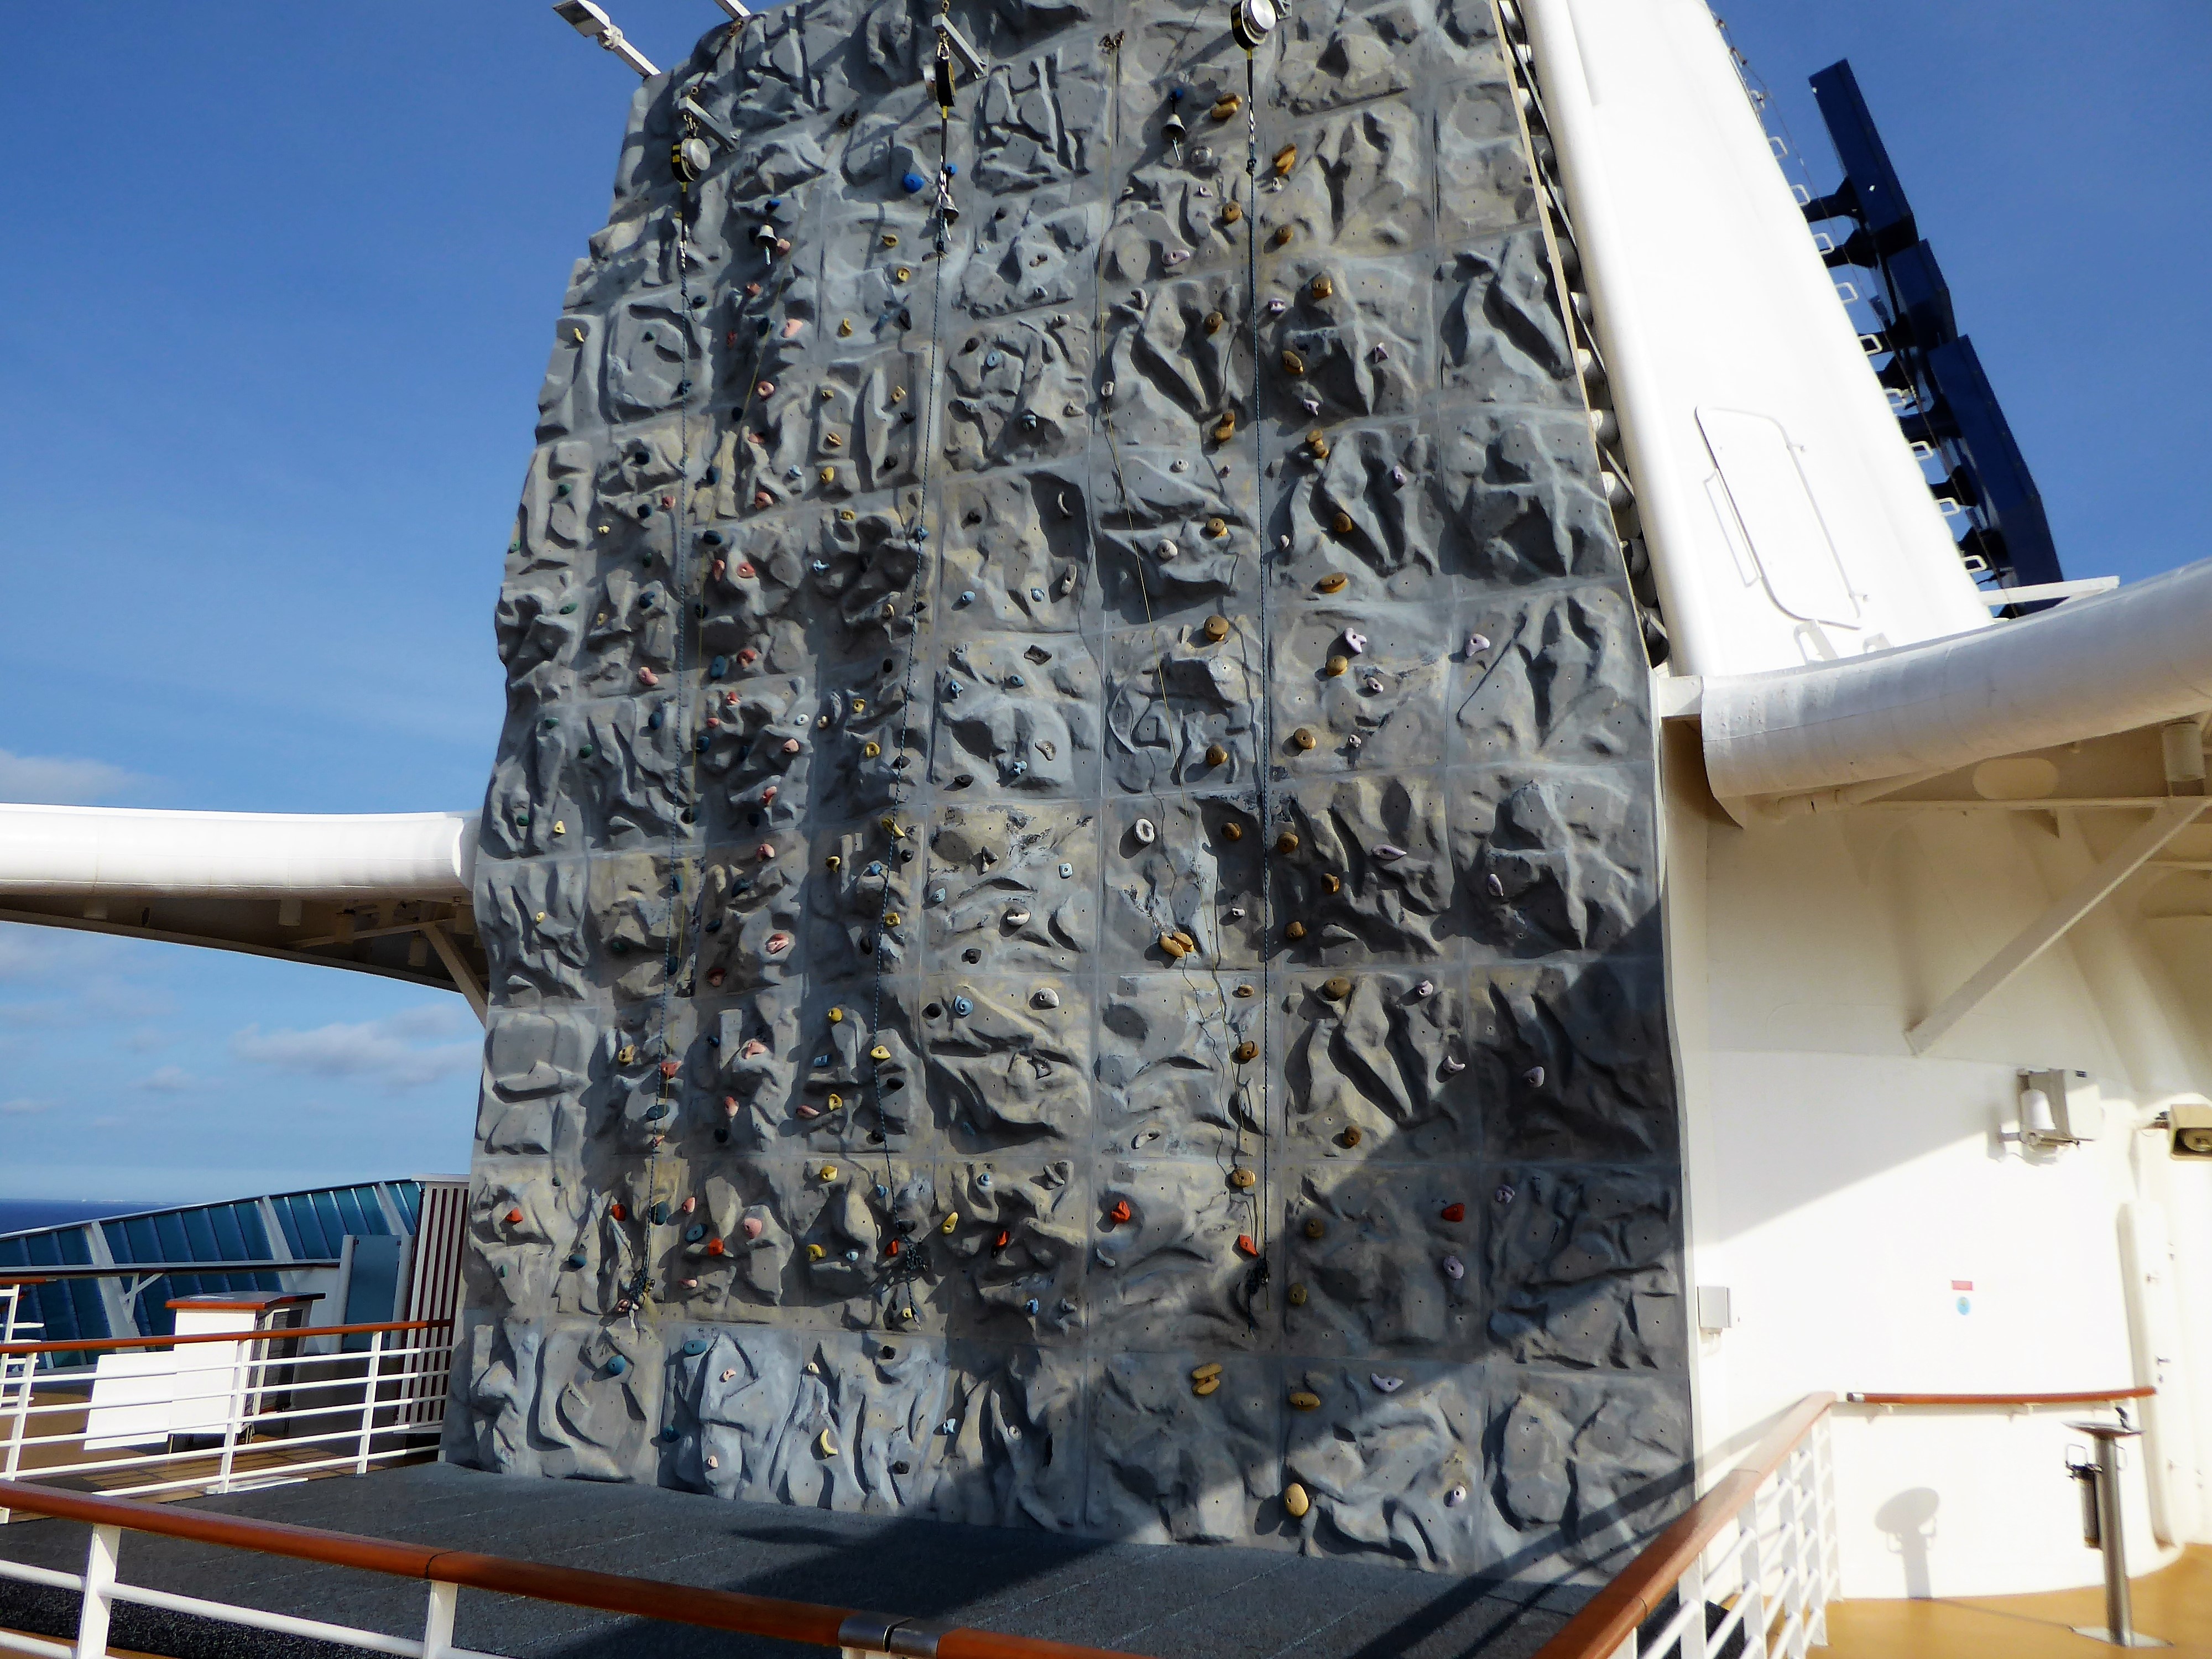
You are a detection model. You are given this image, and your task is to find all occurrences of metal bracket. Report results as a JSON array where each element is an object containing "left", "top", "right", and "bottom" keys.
[{"left": 1907, "top": 799, "right": 2205, "bottom": 1053}]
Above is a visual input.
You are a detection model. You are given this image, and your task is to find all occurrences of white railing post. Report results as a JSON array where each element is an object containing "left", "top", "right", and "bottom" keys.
[
  {"left": 76, "top": 1523, "right": 122, "bottom": 1659},
  {"left": 422, "top": 1578, "right": 458, "bottom": 1659},
  {"left": 1738, "top": 1494, "right": 1770, "bottom": 1659},
  {"left": 1, "top": 1353, "right": 28, "bottom": 1525},
  {"left": 356, "top": 1331, "right": 387, "bottom": 1475},
  {"left": 1679, "top": 1553, "right": 1709, "bottom": 1659},
  {"left": 213, "top": 1343, "right": 250, "bottom": 1494}
]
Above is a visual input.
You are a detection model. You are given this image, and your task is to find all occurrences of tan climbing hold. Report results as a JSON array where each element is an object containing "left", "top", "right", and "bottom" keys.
[
  {"left": 838, "top": 319, "right": 853, "bottom": 337},
  {"left": 1331, "top": 512, "right": 1355, "bottom": 535},
  {"left": 1324, "top": 655, "right": 1348, "bottom": 677},
  {"left": 1206, "top": 743, "right": 1229, "bottom": 767},
  {"left": 1309, "top": 274, "right": 1333, "bottom": 301},
  {"left": 1193, "top": 1374, "right": 1222, "bottom": 1397},
  {"left": 1287, "top": 1282, "right": 1308, "bottom": 1306},
  {"left": 1288, "top": 1390, "right": 1321, "bottom": 1411},
  {"left": 1159, "top": 932, "right": 1188, "bottom": 959},
  {"left": 1280, "top": 348, "right": 1306, "bottom": 377},
  {"left": 1220, "top": 201, "right": 1242, "bottom": 226},
  {"left": 1229, "top": 1167, "right": 1257, "bottom": 1190},
  {"left": 1174, "top": 930, "right": 1197, "bottom": 953},
  {"left": 1205, "top": 310, "right": 1225, "bottom": 335},
  {"left": 1273, "top": 144, "right": 1298, "bottom": 175},
  {"left": 1234, "top": 1041, "right": 1259, "bottom": 1063},
  {"left": 1204, "top": 516, "right": 1228, "bottom": 538},
  {"left": 1291, "top": 727, "right": 1317, "bottom": 750},
  {"left": 1211, "top": 93, "right": 1241, "bottom": 120},
  {"left": 1285, "top": 920, "right": 1307, "bottom": 940},
  {"left": 1322, "top": 976, "right": 1353, "bottom": 1000},
  {"left": 1234, "top": 984, "right": 1255, "bottom": 998},
  {"left": 1306, "top": 430, "right": 1330, "bottom": 458},
  {"left": 1304, "top": 1217, "right": 1327, "bottom": 1239},
  {"left": 1276, "top": 830, "right": 1300, "bottom": 853},
  {"left": 891, "top": 385, "right": 907, "bottom": 402},
  {"left": 823, "top": 432, "right": 843, "bottom": 448},
  {"left": 1282, "top": 1482, "right": 1311, "bottom": 1518},
  {"left": 1317, "top": 573, "right": 1348, "bottom": 593},
  {"left": 1340, "top": 1124, "right": 1363, "bottom": 1147},
  {"left": 1221, "top": 822, "right": 1244, "bottom": 842},
  {"left": 1270, "top": 225, "right": 1293, "bottom": 249},
  {"left": 1212, "top": 410, "right": 1237, "bottom": 444},
  {"left": 1322, "top": 872, "right": 1341, "bottom": 895},
  {"left": 1191, "top": 1362, "right": 1223, "bottom": 1381},
  {"left": 1202, "top": 614, "right": 1231, "bottom": 642}
]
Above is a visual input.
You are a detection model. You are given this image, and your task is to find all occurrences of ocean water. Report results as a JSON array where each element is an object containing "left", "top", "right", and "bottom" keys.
[{"left": 0, "top": 1199, "right": 155, "bottom": 1238}]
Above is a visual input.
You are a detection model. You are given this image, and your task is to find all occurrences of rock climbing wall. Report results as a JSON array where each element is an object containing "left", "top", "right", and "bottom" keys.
[{"left": 456, "top": 0, "right": 1688, "bottom": 1581}]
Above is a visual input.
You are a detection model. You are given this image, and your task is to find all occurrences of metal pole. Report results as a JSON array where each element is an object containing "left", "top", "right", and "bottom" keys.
[{"left": 2096, "top": 1432, "right": 2135, "bottom": 1646}]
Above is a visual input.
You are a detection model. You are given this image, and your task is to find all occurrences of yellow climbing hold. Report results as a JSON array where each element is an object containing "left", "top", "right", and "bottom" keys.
[
  {"left": 894, "top": 266, "right": 911, "bottom": 282},
  {"left": 1229, "top": 1167, "right": 1257, "bottom": 1190},
  {"left": 1322, "top": 872, "right": 1342, "bottom": 895},
  {"left": 1305, "top": 1216, "right": 1327, "bottom": 1239},
  {"left": 820, "top": 467, "right": 838, "bottom": 486},
  {"left": 1307, "top": 430, "right": 1331, "bottom": 458},
  {"left": 1192, "top": 1362, "right": 1223, "bottom": 1381},
  {"left": 1324, "top": 655, "right": 1348, "bottom": 677},
  {"left": 826, "top": 1092, "right": 844, "bottom": 1109},
  {"left": 1288, "top": 1390, "right": 1322, "bottom": 1411},
  {"left": 870, "top": 1044, "right": 893, "bottom": 1062},
  {"left": 1210, "top": 93, "right": 1240, "bottom": 121},
  {"left": 1310, "top": 274, "right": 1333, "bottom": 301},
  {"left": 1282, "top": 1482, "right": 1311, "bottom": 1518},
  {"left": 827, "top": 853, "right": 843, "bottom": 869},
  {"left": 838, "top": 319, "right": 853, "bottom": 337},
  {"left": 1211, "top": 410, "right": 1237, "bottom": 444},
  {"left": 1204, "top": 310, "right": 1224, "bottom": 335},
  {"left": 1270, "top": 225, "right": 1294, "bottom": 249},
  {"left": 1280, "top": 348, "right": 1307, "bottom": 377},
  {"left": 817, "top": 1427, "right": 839, "bottom": 1457},
  {"left": 1159, "top": 933, "right": 1188, "bottom": 960},
  {"left": 828, "top": 1007, "right": 845, "bottom": 1024},
  {"left": 1322, "top": 976, "right": 1353, "bottom": 1000},
  {"left": 818, "top": 1164, "right": 839, "bottom": 1182},
  {"left": 1206, "top": 743, "right": 1229, "bottom": 767},
  {"left": 1276, "top": 830, "right": 1301, "bottom": 854},
  {"left": 807, "top": 1243, "right": 827, "bottom": 1261},
  {"left": 1192, "top": 1375, "right": 1222, "bottom": 1397},
  {"left": 1318, "top": 572, "right": 1349, "bottom": 593},
  {"left": 882, "top": 232, "right": 900, "bottom": 247},
  {"left": 941, "top": 1211, "right": 961, "bottom": 1233},
  {"left": 1204, "top": 517, "right": 1228, "bottom": 538},
  {"left": 1287, "top": 1282, "right": 1308, "bottom": 1306},
  {"left": 1273, "top": 144, "right": 1298, "bottom": 175},
  {"left": 862, "top": 740, "right": 881, "bottom": 758},
  {"left": 1331, "top": 512, "right": 1355, "bottom": 535}
]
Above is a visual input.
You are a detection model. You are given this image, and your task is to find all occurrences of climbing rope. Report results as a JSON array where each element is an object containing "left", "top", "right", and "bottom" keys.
[{"left": 857, "top": 50, "right": 959, "bottom": 1329}]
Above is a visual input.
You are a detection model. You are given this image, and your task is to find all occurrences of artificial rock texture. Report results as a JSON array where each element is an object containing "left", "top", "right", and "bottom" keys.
[{"left": 453, "top": 0, "right": 1688, "bottom": 1583}]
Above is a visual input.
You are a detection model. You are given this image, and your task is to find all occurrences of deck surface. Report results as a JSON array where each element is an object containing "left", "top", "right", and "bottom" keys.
[
  {"left": 1824, "top": 1545, "right": 2212, "bottom": 1657},
  {"left": 0, "top": 1459, "right": 1587, "bottom": 1659}
]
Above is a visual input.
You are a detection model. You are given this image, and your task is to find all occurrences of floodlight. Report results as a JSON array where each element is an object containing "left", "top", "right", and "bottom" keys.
[{"left": 552, "top": 1, "right": 661, "bottom": 79}]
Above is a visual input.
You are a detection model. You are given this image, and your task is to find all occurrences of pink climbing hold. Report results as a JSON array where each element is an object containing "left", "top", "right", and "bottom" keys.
[
  {"left": 765, "top": 932, "right": 792, "bottom": 954},
  {"left": 753, "top": 490, "right": 773, "bottom": 509},
  {"left": 741, "top": 1217, "right": 765, "bottom": 1240},
  {"left": 756, "top": 842, "right": 776, "bottom": 860},
  {"left": 796, "top": 1103, "right": 821, "bottom": 1119},
  {"left": 638, "top": 666, "right": 660, "bottom": 687},
  {"left": 780, "top": 737, "right": 801, "bottom": 755},
  {"left": 740, "top": 1039, "right": 768, "bottom": 1058},
  {"left": 680, "top": 1196, "right": 697, "bottom": 1213},
  {"left": 781, "top": 317, "right": 805, "bottom": 338},
  {"left": 722, "top": 1094, "right": 739, "bottom": 1115},
  {"left": 761, "top": 785, "right": 778, "bottom": 803},
  {"left": 735, "top": 562, "right": 756, "bottom": 578},
  {"left": 757, "top": 381, "right": 776, "bottom": 398},
  {"left": 659, "top": 1060, "right": 680, "bottom": 1078}
]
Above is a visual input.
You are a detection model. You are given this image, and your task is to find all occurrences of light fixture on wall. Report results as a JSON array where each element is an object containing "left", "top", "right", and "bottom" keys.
[
  {"left": 2148, "top": 1093, "right": 2212, "bottom": 1160},
  {"left": 2003, "top": 1068, "right": 2100, "bottom": 1155}
]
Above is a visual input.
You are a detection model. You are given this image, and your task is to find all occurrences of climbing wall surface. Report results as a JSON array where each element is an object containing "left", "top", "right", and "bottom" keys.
[{"left": 457, "top": 0, "right": 1687, "bottom": 1580}]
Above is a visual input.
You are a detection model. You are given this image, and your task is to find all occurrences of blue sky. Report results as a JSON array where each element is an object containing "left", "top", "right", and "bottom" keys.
[{"left": 0, "top": 2, "right": 2205, "bottom": 1204}]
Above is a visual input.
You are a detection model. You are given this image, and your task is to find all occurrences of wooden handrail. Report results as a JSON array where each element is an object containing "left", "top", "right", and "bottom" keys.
[
  {"left": 1847, "top": 1386, "right": 2153, "bottom": 1407},
  {"left": 1531, "top": 1392, "right": 1835, "bottom": 1659},
  {"left": 0, "top": 1318, "right": 452, "bottom": 1358},
  {"left": 0, "top": 1480, "right": 1142, "bottom": 1659}
]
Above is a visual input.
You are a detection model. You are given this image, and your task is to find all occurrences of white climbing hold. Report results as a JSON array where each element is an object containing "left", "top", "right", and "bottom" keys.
[
  {"left": 1447, "top": 1483, "right": 1469, "bottom": 1507},
  {"left": 1412, "top": 979, "right": 1434, "bottom": 998},
  {"left": 1442, "top": 1055, "right": 1467, "bottom": 1075},
  {"left": 1467, "top": 632, "right": 1491, "bottom": 656},
  {"left": 1343, "top": 630, "right": 1367, "bottom": 655},
  {"left": 1441, "top": 1254, "right": 1465, "bottom": 1281},
  {"left": 1156, "top": 538, "right": 1178, "bottom": 561},
  {"left": 1004, "top": 905, "right": 1031, "bottom": 927},
  {"left": 721, "top": 1368, "right": 737, "bottom": 1382},
  {"left": 1486, "top": 872, "right": 1505, "bottom": 897},
  {"left": 1524, "top": 1065, "right": 1546, "bottom": 1087},
  {"left": 1133, "top": 817, "right": 1156, "bottom": 845},
  {"left": 1032, "top": 987, "right": 1061, "bottom": 1009},
  {"left": 1371, "top": 1374, "right": 1404, "bottom": 1394},
  {"left": 1373, "top": 844, "right": 1407, "bottom": 861}
]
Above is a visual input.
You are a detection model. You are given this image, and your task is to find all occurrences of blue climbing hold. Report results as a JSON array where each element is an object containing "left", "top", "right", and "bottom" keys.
[
  {"left": 902, "top": 171, "right": 927, "bottom": 193},
  {"left": 944, "top": 161, "right": 958, "bottom": 176},
  {"left": 682, "top": 1335, "right": 710, "bottom": 1356},
  {"left": 984, "top": 351, "right": 1003, "bottom": 368},
  {"left": 953, "top": 995, "right": 974, "bottom": 1016},
  {"left": 649, "top": 707, "right": 666, "bottom": 729},
  {"left": 658, "top": 1425, "right": 682, "bottom": 1443},
  {"left": 651, "top": 1201, "right": 671, "bottom": 1226},
  {"left": 957, "top": 589, "right": 976, "bottom": 606},
  {"left": 645, "top": 1102, "right": 670, "bottom": 1121},
  {"left": 709, "top": 655, "right": 728, "bottom": 677},
  {"left": 1023, "top": 1298, "right": 1040, "bottom": 1314},
  {"left": 564, "top": 1251, "right": 586, "bottom": 1270},
  {"left": 765, "top": 197, "right": 783, "bottom": 210},
  {"left": 606, "top": 1354, "right": 630, "bottom": 1378},
  {"left": 685, "top": 1223, "right": 706, "bottom": 1243}
]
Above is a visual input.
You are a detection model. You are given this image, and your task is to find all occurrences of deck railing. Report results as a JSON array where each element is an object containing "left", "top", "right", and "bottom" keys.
[
  {"left": 0, "top": 1478, "right": 1142, "bottom": 1659},
  {"left": 1532, "top": 1394, "right": 1839, "bottom": 1659},
  {"left": 1, "top": 1318, "right": 452, "bottom": 1517}
]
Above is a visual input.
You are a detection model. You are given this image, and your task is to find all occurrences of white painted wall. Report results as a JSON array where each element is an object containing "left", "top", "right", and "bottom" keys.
[{"left": 1667, "top": 745, "right": 2212, "bottom": 1597}]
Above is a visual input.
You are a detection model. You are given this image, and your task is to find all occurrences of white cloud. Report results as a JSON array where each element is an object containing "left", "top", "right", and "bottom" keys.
[
  {"left": 230, "top": 1008, "right": 478, "bottom": 1093},
  {"left": 0, "top": 749, "right": 139, "bottom": 805},
  {"left": 0, "top": 1098, "right": 51, "bottom": 1116},
  {"left": 121, "top": 1028, "right": 173, "bottom": 1054},
  {"left": 131, "top": 1065, "right": 197, "bottom": 1094}
]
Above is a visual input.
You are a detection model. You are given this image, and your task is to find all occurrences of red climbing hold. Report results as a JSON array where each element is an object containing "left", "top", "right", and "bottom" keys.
[
  {"left": 735, "top": 562, "right": 757, "bottom": 578},
  {"left": 1235, "top": 1234, "right": 1260, "bottom": 1258},
  {"left": 994, "top": 1229, "right": 1011, "bottom": 1251},
  {"left": 659, "top": 1060, "right": 680, "bottom": 1078},
  {"left": 610, "top": 1202, "right": 627, "bottom": 1221},
  {"left": 504, "top": 1207, "right": 523, "bottom": 1225},
  {"left": 705, "top": 1238, "right": 726, "bottom": 1256},
  {"left": 1107, "top": 1199, "right": 1132, "bottom": 1227},
  {"left": 1440, "top": 1203, "right": 1466, "bottom": 1223},
  {"left": 886, "top": 1239, "right": 901, "bottom": 1257}
]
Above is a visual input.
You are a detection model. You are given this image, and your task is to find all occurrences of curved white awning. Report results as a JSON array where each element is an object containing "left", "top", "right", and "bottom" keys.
[{"left": 0, "top": 806, "right": 478, "bottom": 901}]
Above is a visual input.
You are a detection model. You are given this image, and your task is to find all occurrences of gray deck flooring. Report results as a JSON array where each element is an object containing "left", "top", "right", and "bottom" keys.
[{"left": 0, "top": 1461, "right": 1590, "bottom": 1659}]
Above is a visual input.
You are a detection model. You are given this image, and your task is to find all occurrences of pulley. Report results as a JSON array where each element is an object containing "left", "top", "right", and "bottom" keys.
[
  {"left": 1229, "top": 0, "right": 1276, "bottom": 51},
  {"left": 932, "top": 52, "right": 957, "bottom": 112},
  {"left": 671, "top": 135, "right": 712, "bottom": 181}
]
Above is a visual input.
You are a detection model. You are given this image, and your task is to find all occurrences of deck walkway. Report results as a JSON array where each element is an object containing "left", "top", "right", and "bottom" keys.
[{"left": 0, "top": 1460, "right": 1586, "bottom": 1659}]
